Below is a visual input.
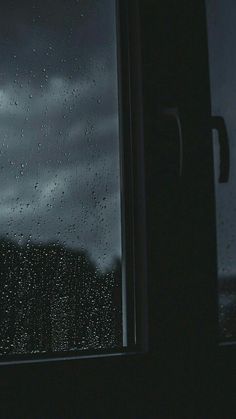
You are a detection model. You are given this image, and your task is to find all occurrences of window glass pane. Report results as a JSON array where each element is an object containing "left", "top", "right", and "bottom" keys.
[
  {"left": 0, "top": 0, "right": 124, "bottom": 357},
  {"left": 206, "top": 0, "right": 236, "bottom": 341}
]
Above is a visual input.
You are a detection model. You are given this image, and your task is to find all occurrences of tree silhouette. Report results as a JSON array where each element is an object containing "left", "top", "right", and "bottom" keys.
[{"left": 0, "top": 238, "right": 122, "bottom": 356}]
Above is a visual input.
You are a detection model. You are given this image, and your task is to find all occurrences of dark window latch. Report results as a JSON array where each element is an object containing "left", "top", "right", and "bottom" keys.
[{"left": 211, "top": 116, "right": 230, "bottom": 183}]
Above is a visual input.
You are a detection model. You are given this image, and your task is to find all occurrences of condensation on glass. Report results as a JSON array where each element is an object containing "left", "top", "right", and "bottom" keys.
[
  {"left": 206, "top": 0, "right": 236, "bottom": 341},
  {"left": 0, "top": 0, "right": 124, "bottom": 357}
]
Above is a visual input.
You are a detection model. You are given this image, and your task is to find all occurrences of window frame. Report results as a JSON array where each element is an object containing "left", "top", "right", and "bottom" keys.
[
  {"left": 0, "top": 0, "right": 148, "bottom": 367},
  {"left": 1, "top": 1, "right": 232, "bottom": 416}
]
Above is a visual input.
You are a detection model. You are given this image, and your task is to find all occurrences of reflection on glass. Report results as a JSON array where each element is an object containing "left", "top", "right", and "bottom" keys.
[
  {"left": 0, "top": 0, "right": 123, "bottom": 356},
  {"left": 206, "top": 0, "right": 236, "bottom": 340}
]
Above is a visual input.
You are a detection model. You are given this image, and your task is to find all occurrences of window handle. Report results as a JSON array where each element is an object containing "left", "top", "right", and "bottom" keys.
[
  {"left": 162, "top": 107, "right": 183, "bottom": 177},
  {"left": 211, "top": 116, "right": 230, "bottom": 183}
]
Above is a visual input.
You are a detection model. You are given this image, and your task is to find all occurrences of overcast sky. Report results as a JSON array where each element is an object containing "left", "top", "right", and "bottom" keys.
[{"left": 0, "top": 0, "right": 121, "bottom": 270}]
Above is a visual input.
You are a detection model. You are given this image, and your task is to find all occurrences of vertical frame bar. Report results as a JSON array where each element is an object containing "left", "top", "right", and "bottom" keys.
[{"left": 117, "top": 0, "right": 148, "bottom": 351}]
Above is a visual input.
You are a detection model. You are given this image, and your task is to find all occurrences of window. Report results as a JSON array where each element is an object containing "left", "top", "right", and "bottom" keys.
[
  {"left": 1, "top": 1, "right": 233, "bottom": 417},
  {"left": 0, "top": 0, "right": 146, "bottom": 363},
  {"left": 206, "top": 0, "right": 236, "bottom": 343}
]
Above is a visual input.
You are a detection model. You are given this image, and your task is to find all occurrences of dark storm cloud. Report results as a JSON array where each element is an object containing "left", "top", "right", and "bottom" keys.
[
  {"left": 0, "top": 0, "right": 117, "bottom": 86},
  {"left": 0, "top": 0, "right": 121, "bottom": 269}
]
